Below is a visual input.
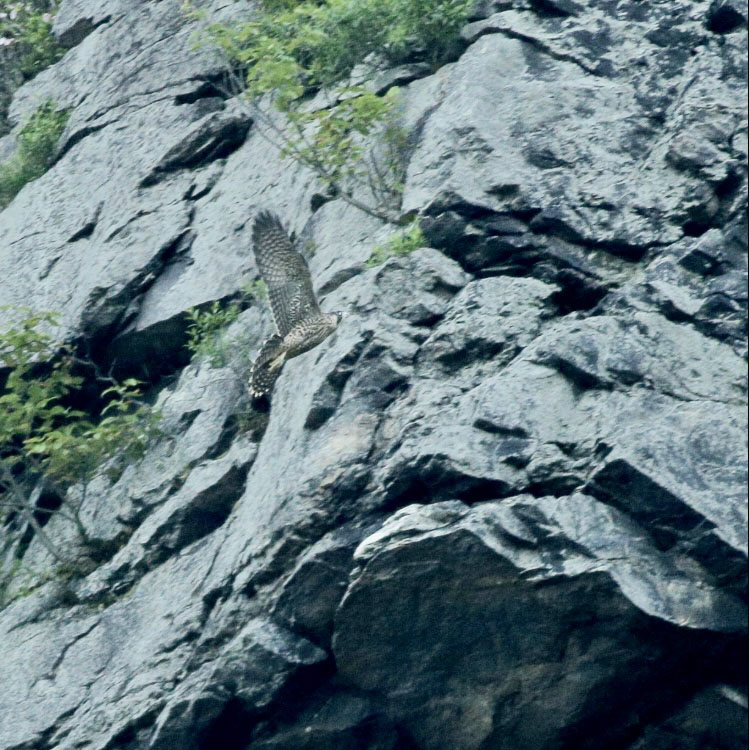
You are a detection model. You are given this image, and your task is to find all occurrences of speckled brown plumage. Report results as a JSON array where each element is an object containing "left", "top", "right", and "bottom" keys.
[{"left": 250, "top": 211, "right": 341, "bottom": 397}]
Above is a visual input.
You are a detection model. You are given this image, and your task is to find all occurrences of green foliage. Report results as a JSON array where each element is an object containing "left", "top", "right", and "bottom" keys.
[
  {"left": 297, "top": 90, "right": 393, "bottom": 182},
  {"left": 0, "top": 2, "right": 64, "bottom": 137},
  {"left": 188, "top": 0, "right": 470, "bottom": 221},
  {"left": 0, "top": 307, "right": 160, "bottom": 562},
  {"left": 195, "top": 0, "right": 470, "bottom": 90},
  {"left": 185, "top": 282, "right": 269, "bottom": 368},
  {"left": 185, "top": 301, "right": 242, "bottom": 367},
  {"left": 241, "top": 279, "right": 268, "bottom": 302},
  {"left": 0, "top": 308, "right": 159, "bottom": 486},
  {"left": 365, "top": 219, "right": 425, "bottom": 267},
  {"left": 0, "top": 101, "right": 68, "bottom": 208},
  {"left": 378, "top": 0, "right": 471, "bottom": 66},
  {"left": 23, "top": 380, "right": 159, "bottom": 486},
  {"left": 0, "top": 1, "right": 64, "bottom": 78}
]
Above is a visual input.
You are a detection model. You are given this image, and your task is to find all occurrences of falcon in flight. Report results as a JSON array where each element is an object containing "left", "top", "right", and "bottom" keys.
[{"left": 250, "top": 211, "right": 341, "bottom": 397}]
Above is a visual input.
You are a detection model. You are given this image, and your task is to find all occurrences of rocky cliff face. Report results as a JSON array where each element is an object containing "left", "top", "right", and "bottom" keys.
[{"left": 0, "top": 1, "right": 746, "bottom": 749}]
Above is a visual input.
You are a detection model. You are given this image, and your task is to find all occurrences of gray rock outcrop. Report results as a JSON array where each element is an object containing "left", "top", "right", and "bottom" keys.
[{"left": 0, "top": 0, "right": 746, "bottom": 748}]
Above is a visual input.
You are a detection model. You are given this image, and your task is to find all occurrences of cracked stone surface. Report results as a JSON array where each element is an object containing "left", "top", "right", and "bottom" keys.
[{"left": 0, "top": 0, "right": 746, "bottom": 747}]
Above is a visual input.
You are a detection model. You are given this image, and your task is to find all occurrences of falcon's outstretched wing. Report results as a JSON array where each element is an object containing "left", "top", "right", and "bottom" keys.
[{"left": 252, "top": 211, "right": 320, "bottom": 337}]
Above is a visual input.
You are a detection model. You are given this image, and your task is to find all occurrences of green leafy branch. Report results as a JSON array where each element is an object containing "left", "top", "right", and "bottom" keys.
[
  {"left": 0, "top": 100, "right": 69, "bottom": 209},
  {"left": 1, "top": 1, "right": 65, "bottom": 137},
  {"left": 365, "top": 219, "right": 425, "bottom": 267},
  {"left": 0, "top": 308, "right": 160, "bottom": 568},
  {"left": 185, "top": 301, "right": 242, "bottom": 367},
  {"left": 186, "top": 0, "right": 471, "bottom": 222},
  {"left": 0, "top": 1, "right": 64, "bottom": 78},
  {"left": 184, "top": 281, "right": 268, "bottom": 370}
]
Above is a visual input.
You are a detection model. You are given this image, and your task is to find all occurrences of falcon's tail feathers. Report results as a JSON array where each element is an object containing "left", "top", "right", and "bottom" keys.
[{"left": 250, "top": 334, "right": 286, "bottom": 397}]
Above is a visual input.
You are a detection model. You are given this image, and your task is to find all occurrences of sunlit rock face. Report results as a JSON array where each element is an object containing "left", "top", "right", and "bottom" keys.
[{"left": 0, "top": 0, "right": 745, "bottom": 748}]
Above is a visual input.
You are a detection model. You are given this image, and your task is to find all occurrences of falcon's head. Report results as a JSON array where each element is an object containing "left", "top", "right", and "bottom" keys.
[{"left": 326, "top": 312, "right": 343, "bottom": 328}]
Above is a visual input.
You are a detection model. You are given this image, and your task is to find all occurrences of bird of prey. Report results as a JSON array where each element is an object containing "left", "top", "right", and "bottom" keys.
[{"left": 250, "top": 211, "right": 341, "bottom": 397}]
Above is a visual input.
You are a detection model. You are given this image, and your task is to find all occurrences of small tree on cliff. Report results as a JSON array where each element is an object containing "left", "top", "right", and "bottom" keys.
[
  {"left": 0, "top": 307, "right": 160, "bottom": 572},
  {"left": 186, "top": 0, "right": 472, "bottom": 223},
  {"left": 0, "top": 1, "right": 65, "bottom": 136}
]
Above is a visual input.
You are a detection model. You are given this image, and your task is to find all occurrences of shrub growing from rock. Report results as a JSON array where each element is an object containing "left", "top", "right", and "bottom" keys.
[
  {"left": 0, "top": 100, "right": 68, "bottom": 208},
  {"left": 189, "top": 0, "right": 472, "bottom": 222},
  {"left": 0, "top": 1, "right": 64, "bottom": 135},
  {"left": 184, "top": 282, "right": 267, "bottom": 369},
  {"left": 0, "top": 308, "right": 160, "bottom": 574},
  {"left": 185, "top": 301, "right": 242, "bottom": 368},
  {"left": 366, "top": 219, "right": 425, "bottom": 267}
]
